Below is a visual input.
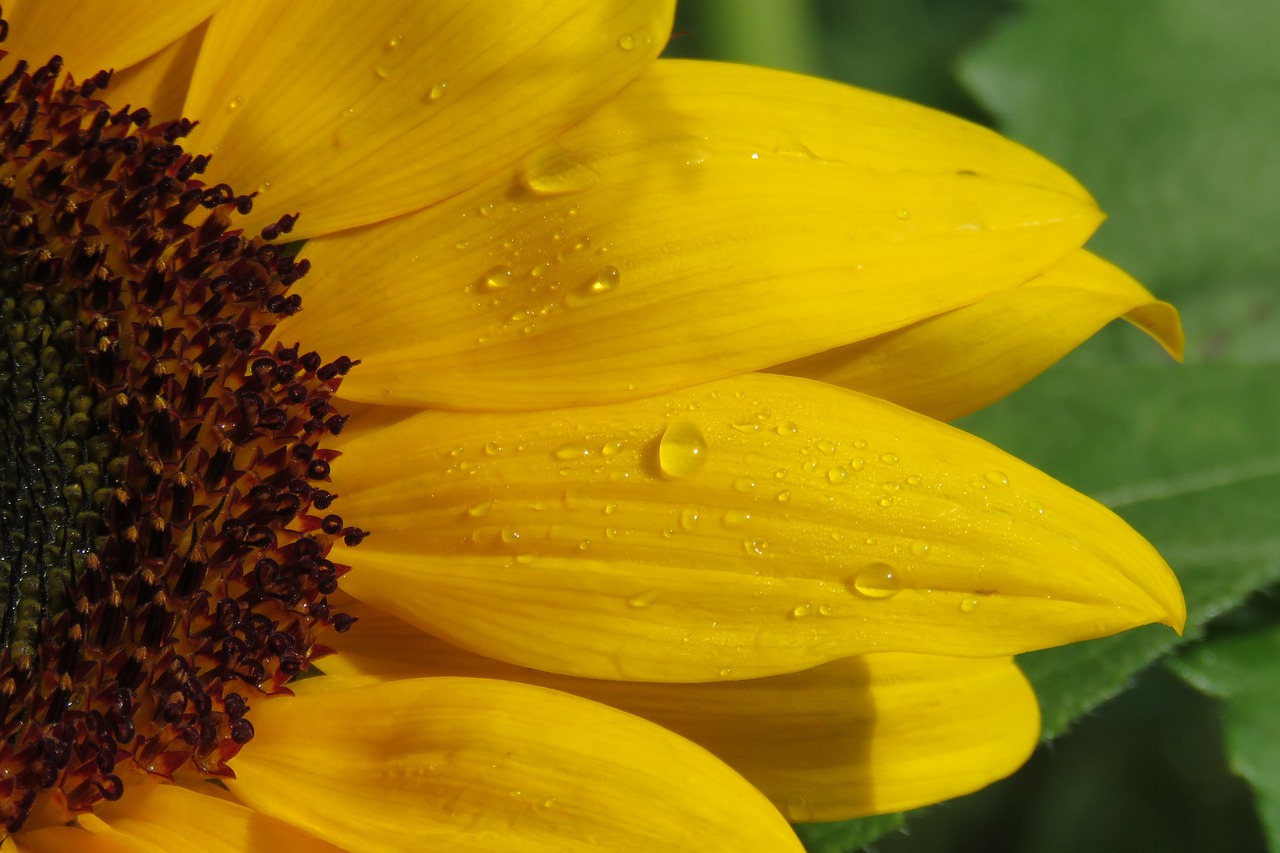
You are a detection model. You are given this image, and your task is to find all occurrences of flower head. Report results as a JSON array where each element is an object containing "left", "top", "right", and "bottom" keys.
[{"left": 0, "top": 2, "right": 1183, "bottom": 850}]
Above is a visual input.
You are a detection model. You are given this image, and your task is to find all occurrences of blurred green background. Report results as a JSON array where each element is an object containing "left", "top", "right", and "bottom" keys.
[{"left": 664, "top": 2, "right": 1280, "bottom": 851}]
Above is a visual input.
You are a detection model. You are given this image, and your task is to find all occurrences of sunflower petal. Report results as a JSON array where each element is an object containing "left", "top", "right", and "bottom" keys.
[
  {"left": 227, "top": 679, "right": 803, "bottom": 852},
  {"left": 7, "top": 824, "right": 129, "bottom": 853},
  {"left": 181, "top": 0, "right": 675, "bottom": 241},
  {"left": 320, "top": 599, "right": 1040, "bottom": 820},
  {"left": 5, "top": 0, "right": 217, "bottom": 81},
  {"left": 330, "top": 372, "right": 1184, "bottom": 682},
  {"left": 285, "top": 59, "right": 1101, "bottom": 409},
  {"left": 773, "top": 249, "right": 1184, "bottom": 420},
  {"left": 104, "top": 22, "right": 207, "bottom": 125},
  {"left": 75, "top": 784, "right": 343, "bottom": 852}
]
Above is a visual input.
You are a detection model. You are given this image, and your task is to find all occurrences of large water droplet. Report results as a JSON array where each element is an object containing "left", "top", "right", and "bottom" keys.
[
  {"left": 827, "top": 466, "right": 846, "bottom": 484},
  {"left": 522, "top": 148, "right": 598, "bottom": 195},
  {"left": 627, "top": 588, "right": 662, "bottom": 608},
  {"left": 658, "top": 419, "right": 708, "bottom": 478},
  {"left": 848, "top": 563, "right": 902, "bottom": 599},
  {"left": 480, "top": 265, "right": 512, "bottom": 290}
]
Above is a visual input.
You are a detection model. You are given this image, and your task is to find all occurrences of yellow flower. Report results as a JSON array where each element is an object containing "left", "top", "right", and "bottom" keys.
[{"left": 0, "top": 1, "right": 1184, "bottom": 850}]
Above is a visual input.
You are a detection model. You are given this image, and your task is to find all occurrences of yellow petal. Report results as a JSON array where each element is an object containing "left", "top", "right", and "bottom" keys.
[
  {"left": 227, "top": 679, "right": 803, "bottom": 853},
  {"left": 104, "top": 22, "right": 207, "bottom": 125},
  {"left": 285, "top": 59, "right": 1101, "bottom": 409},
  {"left": 4, "top": 0, "right": 217, "bottom": 82},
  {"left": 6, "top": 825, "right": 129, "bottom": 853},
  {"left": 330, "top": 372, "right": 1184, "bottom": 682},
  {"left": 320, "top": 598, "right": 1039, "bottom": 821},
  {"left": 774, "top": 249, "right": 1185, "bottom": 421},
  {"left": 72, "top": 784, "right": 342, "bottom": 853},
  {"left": 181, "top": 0, "right": 675, "bottom": 241}
]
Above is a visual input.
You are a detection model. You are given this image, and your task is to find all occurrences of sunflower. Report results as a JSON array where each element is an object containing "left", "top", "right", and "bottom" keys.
[{"left": 0, "top": 1, "right": 1184, "bottom": 850}]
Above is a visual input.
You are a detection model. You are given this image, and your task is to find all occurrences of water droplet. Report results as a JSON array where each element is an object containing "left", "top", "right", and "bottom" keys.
[
  {"left": 387, "top": 34, "right": 403, "bottom": 49},
  {"left": 600, "top": 440, "right": 623, "bottom": 457},
  {"left": 590, "top": 264, "right": 620, "bottom": 293},
  {"left": 604, "top": 526, "right": 620, "bottom": 540},
  {"left": 776, "top": 421, "right": 798, "bottom": 435},
  {"left": 480, "top": 265, "right": 512, "bottom": 290},
  {"left": 554, "top": 443, "right": 589, "bottom": 461},
  {"left": 849, "top": 563, "right": 903, "bottom": 599},
  {"left": 602, "top": 502, "right": 618, "bottom": 515},
  {"left": 732, "top": 421, "right": 760, "bottom": 433},
  {"left": 658, "top": 419, "right": 708, "bottom": 478},
  {"left": 679, "top": 505, "right": 700, "bottom": 531},
  {"left": 776, "top": 490, "right": 792, "bottom": 503},
  {"left": 226, "top": 95, "right": 244, "bottom": 112},
  {"left": 787, "top": 795, "right": 813, "bottom": 822},
  {"left": 880, "top": 452, "right": 899, "bottom": 466},
  {"left": 910, "top": 539, "right": 930, "bottom": 557},
  {"left": 894, "top": 208, "right": 910, "bottom": 220},
  {"left": 985, "top": 470, "right": 1009, "bottom": 486},
  {"left": 878, "top": 496, "right": 894, "bottom": 507},
  {"left": 744, "top": 538, "right": 769, "bottom": 557},
  {"left": 827, "top": 466, "right": 847, "bottom": 484},
  {"left": 374, "top": 64, "right": 391, "bottom": 80},
  {"left": 816, "top": 439, "right": 836, "bottom": 455},
  {"left": 718, "top": 667, "right": 733, "bottom": 678},
  {"left": 483, "top": 441, "right": 502, "bottom": 456},
  {"left": 906, "top": 474, "right": 922, "bottom": 486},
  {"left": 562, "top": 489, "right": 590, "bottom": 511},
  {"left": 818, "top": 604, "right": 833, "bottom": 616},
  {"left": 514, "top": 554, "right": 535, "bottom": 565},
  {"left": 428, "top": 81, "right": 448, "bottom": 101},
  {"left": 792, "top": 602, "right": 812, "bottom": 618},
  {"left": 500, "top": 526, "right": 520, "bottom": 543},
  {"left": 627, "top": 589, "right": 662, "bottom": 608},
  {"left": 467, "top": 501, "right": 493, "bottom": 518},
  {"left": 522, "top": 148, "right": 598, "bottom": 195},
  {"left": 959, "top": 596, "right": 979, "bottom": 613},
  {"left": 617, "top": 33, "right": 636, "bottom": 50},
  {"left": 722, "top": 509, "right": 750, "bottom": 528},
  {"left": 733, "top": 477, "right": 755, "bottom": 493}
]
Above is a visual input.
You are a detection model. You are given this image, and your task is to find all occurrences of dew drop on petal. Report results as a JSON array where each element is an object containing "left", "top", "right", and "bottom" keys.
[
  {"left": 960, "top": 596, "right": 979, "bottom": 613},
  {"left": 658, "top": 419, "right": 707, "bottom": 478},
  {"left": 627, "top": 588, "right": 662, "bottom": 608},
  {"left": 467, "top": 501, "right": 493, "bottom": 518},
  {"left": 480, "top": 265, "right": 512, "bottom": 290},
  {"left": 880, "top": 452, "right": 899, "bottom": 466},
  {"left": 554, "top": 443, "right": 590, "bottom": 461},
  {"left": 679, "top": 504, "right": 700, "bottom": 531},
  {"left": 827, "top": 466, "right": 846, "bottom": 484},
  {"left": 521, "top": 149, "right": 598, "bottom": 195},
  {"left": 848, "top": 563, "right": 902, "bottom": 599},
  {"left": 985, "top": 470, "right": 1009, "bottom": 486},
  {"left": 722, "top": 509, "right": 750, "bottom": 528},
  {"left": 428, "top": 81, "right": 448, "bottom": 101},
  {"left": 617, "top": 33, "right": 636, "bottom": 50},
  {"left": 792, "top": 602, "right": 812, "bottom": 618}
]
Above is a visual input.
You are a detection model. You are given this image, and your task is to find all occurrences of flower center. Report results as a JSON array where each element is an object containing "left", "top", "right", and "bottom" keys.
[{"left": 0, "top": 39, "right": 361, "bottom": 833}]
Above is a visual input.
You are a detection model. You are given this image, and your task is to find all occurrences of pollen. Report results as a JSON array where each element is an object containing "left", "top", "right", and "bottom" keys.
[{"left": 0, "top": 44, "right": 360, "bottom": 831}]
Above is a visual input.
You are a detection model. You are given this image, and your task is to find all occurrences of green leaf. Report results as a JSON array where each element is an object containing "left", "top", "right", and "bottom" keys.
[
  {"left": 958, "top": 363, "right": 1280, "bottom": 737},
  {"left": 957, "top": 0, "right": 1280, "bottom": 364},
  {"left": 794, "top": 814, "right": 904, "bottom": 853},
  {"left": 1171, "top": 626, "right": 1280, "bottom": 851}
]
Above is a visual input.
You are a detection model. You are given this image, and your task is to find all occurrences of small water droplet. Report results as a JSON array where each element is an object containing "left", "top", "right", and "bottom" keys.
[
  {"left": 483, "top": 441, "right": 502, "bottom": 456},
  {"left": 679, "top": 505, "right": 700, "bottom": 531},
  {"left": 849, "top": 563, "right": 903, "bottom": 599},
  {"left": 514, "top": 554, "right": 535, "bottom": 565},
  {"left": 428, "top": 81, "right": 448, "bottom": 101},
  {"left": 880, "top": 452, "right": 899, "bottom": 466},
  {"left": 850, "top": 457, "right": 866, "bottom": 472},
  {"left": 602, "top": 502, "right": 618, "bottom": 515},
  {"left": 718, "top": 667, "right": 733, "bottom": 678},
  {"left": 744, "top": 538, "right": 769, "bottom": 557},
  {"left": 894, "top": 208, "right": 910, "bottom": 220},
  {"left": 722, "top": 509, "right": 750, "bottom": 528},
  {"left": 732, "top": 421, "right": 760, "bottom": 433},
  {"left": 658, "top": 419, "right": 708, "bottom": 478},
  {"left": 500, "top": 526, "right": 520, "bottom": 543},
  {"left": 733, "top": 477, "right": 755, "bottom": 493},
  {"left": 792, "top": 602, "right": 812, "bottom": 618},
  {"left": 959, "top": 596, "right": 980, "bottom": 613},
  {"left": 985, "top": 470, "right": 1009, "bottom": 486},
  {"left": 522, "top": 148, "right": 598, "bottom": 195},
  {"left": 776, "top": 421, "right": 798, "bottom": 435},
  {"left": 818, "top": 604, "right": 833, "bottom": 616},
  {"left": 617, "top": 33, "right": 636, "bottom": 50},
  {"left": 554, "top": 443, "right": 590, "bottom": 461},
  {"left": 374, "top": 64, "right": 391, "bottom": 80},
  {"left": 627, "top": 589, "right": 662, "bottom": 608},
  {"left": 878, "top": 496, "right": 894, "bottom": 507},
  {"left": 816, "top": 439, "right": 836, "bottom": 455},
  {"left": 906, "top": 474, "right": 922, "bottom": 486},
  {"left": 467, "top": 501, "right": 493, "bottom": 518},
  {"left": 827, "top": 466, "right": 847, "bottom": 484},
  {"left": 776, "top": 490, "right": 792, "bottom": 503},
  {"left": 387, "top": 34, "right": 403, "bottom": 49},
  {"left": 226, "top": 95, "right": 244, "bottom": 112},
  {"left": 910, "top": 539, "right": 930, "bottom": 557},
  {"left": 600, "top": 440, "right": 623, "bottom": 457}
]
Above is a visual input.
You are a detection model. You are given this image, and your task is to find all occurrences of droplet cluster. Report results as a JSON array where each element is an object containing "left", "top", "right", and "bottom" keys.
[{"left": 0, "top": 46, "right": 359, "bottom": 831}]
